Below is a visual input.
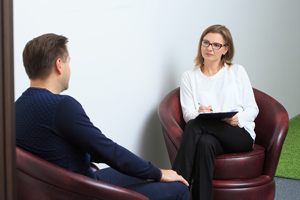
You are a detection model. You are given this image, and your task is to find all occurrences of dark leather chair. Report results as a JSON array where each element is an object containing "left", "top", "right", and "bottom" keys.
[
  {"left": 16, "top": 146, "right": 149, "bottom": 200},
  {"left": 158, "top": 87, "right": 289, "bottom": 200}
]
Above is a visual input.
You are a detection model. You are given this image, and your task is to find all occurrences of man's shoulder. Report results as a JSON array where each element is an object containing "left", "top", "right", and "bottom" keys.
[
  {"left": 58, "top": 95, "right": 82, "bottom": 107},
  {"left": 16, "top": 87, "right": 65, "bottom": 103},
  {"left": 55, "top": 95, "right": 85, "bottom": 116},
  {"left": 16, "top": 89, "right": 82, "bottom": 116}
]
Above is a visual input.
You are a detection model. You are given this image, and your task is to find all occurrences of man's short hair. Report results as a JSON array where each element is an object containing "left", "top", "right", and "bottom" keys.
[{"left": 23, "top": 33, "right": 69, "bottom": 80}]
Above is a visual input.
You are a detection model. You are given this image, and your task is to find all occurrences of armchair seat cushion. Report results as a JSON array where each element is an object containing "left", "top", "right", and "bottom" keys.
[
  {"left": 214, "top": 144, "right": 265, "bottom": 180},
  {"left": 16, "top": 147, "right": 149, "bottom": 200},
  {"left": 213, "top": 175, "right": 272, "bottom": 188}
]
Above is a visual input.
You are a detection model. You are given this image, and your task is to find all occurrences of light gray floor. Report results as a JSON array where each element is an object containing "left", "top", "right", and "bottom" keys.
[{"left": 275, "top": 177, "right": 300, "bottom": 200}]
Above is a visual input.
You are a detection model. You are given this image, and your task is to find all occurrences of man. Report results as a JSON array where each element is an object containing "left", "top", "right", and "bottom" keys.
[{"left": 16, "top": 33, "right": 189, "bottom": 200}]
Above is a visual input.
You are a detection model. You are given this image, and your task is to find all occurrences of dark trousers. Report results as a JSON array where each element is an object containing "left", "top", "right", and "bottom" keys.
[
  {"left": 94, "top": 167, "right": 189, "bottom": 200},
  {"left": 172, "top": 118, "right": 253, "bottom": 200}
]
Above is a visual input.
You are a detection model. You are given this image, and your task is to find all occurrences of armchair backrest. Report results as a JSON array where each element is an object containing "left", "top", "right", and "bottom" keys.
[
  {"left": 158, "top": 88, "right": 184, "bottom": 157},
  {"left": 16, "top": 147, "right": 149, "bottom": 200},
  {"left": 158, "top": 87, "right": 289, "bottom": 179}
]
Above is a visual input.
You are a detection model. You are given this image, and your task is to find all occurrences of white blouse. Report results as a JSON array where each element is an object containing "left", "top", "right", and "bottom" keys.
[{"left": 180, "top": 64, "right": 259, "bottom": 140}]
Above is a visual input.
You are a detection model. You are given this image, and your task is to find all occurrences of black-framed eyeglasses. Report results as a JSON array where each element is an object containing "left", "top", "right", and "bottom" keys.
[{"left": 201, "top": 40, "right": 228, "bottom": 50}]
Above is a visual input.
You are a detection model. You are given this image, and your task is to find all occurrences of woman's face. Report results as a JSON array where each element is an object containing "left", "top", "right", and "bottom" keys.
[{"left": 201, "top": 33, "right": 228, "bottom": 65}]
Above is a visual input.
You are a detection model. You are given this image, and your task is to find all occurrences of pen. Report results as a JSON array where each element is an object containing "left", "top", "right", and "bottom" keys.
[{"left": 198, "top": 103, "right": 213, "bottom": 111}]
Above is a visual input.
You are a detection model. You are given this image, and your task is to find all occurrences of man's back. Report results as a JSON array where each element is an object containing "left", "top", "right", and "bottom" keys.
[{"left": 16, "top": 87, "right": 95, "bottom": 178}]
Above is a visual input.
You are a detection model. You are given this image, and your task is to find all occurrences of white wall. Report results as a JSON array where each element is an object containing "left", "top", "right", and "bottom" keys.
[{"left": 14, "top": 0, "right": 300, "bottom": 168}]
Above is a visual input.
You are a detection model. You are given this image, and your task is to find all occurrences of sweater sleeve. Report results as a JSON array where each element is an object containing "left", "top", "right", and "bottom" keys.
[
  {"left": 180, "top": 71, "right": 199, "bottom": 122},
  {"left": 53, "top": 96, "right": 161, "bottom": 181},
  {"left": 236, "top": 67, "right": 259, "bottom": 128}
]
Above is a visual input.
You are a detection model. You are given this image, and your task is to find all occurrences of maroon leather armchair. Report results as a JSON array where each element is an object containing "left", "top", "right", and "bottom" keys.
[
  {"left": 16, "top": 147, "right": 149, "bottom": 200},
  {"left": 158, "top": 87, "right": 289, "bottom": 200}
]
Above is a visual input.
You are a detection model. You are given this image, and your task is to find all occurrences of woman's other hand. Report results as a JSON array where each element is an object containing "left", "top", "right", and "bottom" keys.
[{"left": 222, "top": 115, "right": 239, "bottom": 126}]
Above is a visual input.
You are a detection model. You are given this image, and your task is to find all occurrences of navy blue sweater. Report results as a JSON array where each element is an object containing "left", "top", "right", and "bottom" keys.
[{"left": 16, "top": 88, "right": 161, "bottom": 180}]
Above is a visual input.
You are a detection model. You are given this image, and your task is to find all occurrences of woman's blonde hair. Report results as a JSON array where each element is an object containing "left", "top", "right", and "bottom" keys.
[{"left": 194, "top": 25, "right": 234, "bottom": 69}]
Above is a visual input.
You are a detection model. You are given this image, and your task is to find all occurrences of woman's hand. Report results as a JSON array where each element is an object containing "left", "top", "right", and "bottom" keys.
[
  {"left": 198, "top": 105, "right": 213, "bottom": 113},
  {"left": 222, "top": 115, "right": 239, "bottom": 126},
  {"left": 159, "top": 169, "right": 189, "bottom": 186}
]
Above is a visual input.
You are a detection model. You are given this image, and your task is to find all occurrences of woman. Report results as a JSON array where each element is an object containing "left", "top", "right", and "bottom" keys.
[{"left": 172, "top": 25, "right": 259, "bottom": 200}]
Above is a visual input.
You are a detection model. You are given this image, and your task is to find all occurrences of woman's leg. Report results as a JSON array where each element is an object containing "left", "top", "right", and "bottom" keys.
[
  {"left": 195, "top": 118, "right": 253, "bottom": 153},
  {"left": 94, "top": 167, "right": 190, "bottom": 200},
  {"left": 172, "top": 118, "right": 254, "bottom": 199},
  {"left": 192, "top": 134, "right": 224, "bottom": 200},
  {"left": 172, "top": 119, "right": 205, "bottom": 184}
]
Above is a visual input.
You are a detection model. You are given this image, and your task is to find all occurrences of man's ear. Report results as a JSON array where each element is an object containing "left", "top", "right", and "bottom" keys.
[{"left": 55, "top": 58, "right": 63, "bottom": 75}]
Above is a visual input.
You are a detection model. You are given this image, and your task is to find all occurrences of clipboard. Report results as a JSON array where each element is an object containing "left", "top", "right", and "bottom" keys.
[{"left": 196, "top": 111, "right": 238, "bottom": 119}]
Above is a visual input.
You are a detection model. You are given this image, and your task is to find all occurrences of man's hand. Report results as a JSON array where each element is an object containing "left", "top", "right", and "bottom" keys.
[
  {"left": 222, "top": 115, "right": 239, "bottom": 126},
  {"left": 159, "top": 169, "right": 189, "bottom": 186}
]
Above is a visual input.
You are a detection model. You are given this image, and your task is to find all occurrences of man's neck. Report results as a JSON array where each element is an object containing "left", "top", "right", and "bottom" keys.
[{"left": 30, "top": 79, "right": 61, "bottom": 94}]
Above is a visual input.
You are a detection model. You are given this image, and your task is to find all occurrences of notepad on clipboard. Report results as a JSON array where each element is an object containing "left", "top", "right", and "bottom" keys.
[{"left": 196, "top": 110, "right": 238, "bottom": 119}]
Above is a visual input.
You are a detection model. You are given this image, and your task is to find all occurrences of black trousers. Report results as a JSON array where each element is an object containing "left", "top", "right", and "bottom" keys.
[{"left": 172, "top": 118, "right": 253, "bottom": 200}]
